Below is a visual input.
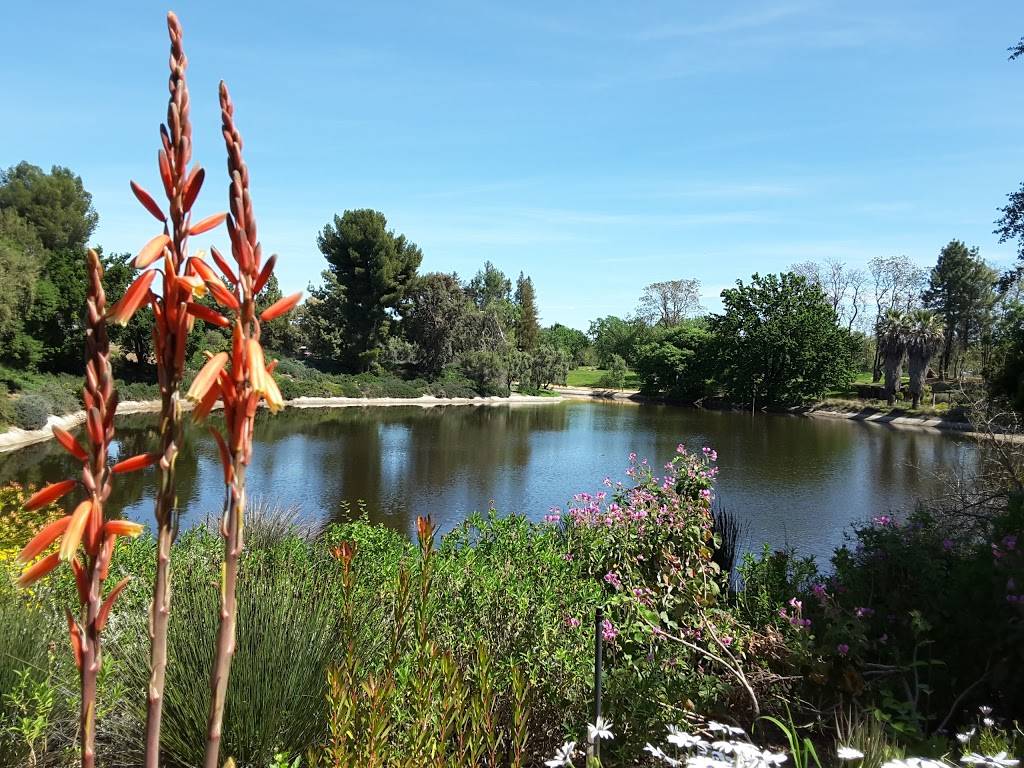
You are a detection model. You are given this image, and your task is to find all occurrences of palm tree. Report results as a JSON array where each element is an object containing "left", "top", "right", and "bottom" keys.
[
  {"left": 876, "top": 309, "right": 908, "bottom": 405},
  {"left": 905, "top": 309, "right": 944, "bottom": 409}
]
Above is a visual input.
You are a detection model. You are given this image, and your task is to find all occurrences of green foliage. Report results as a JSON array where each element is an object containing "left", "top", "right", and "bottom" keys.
[
  {"left": 540, "top": 324, "right": 592, "bottom": 367},
  {"left": 11, "top": 394, "right": 53, "bottom": 430},
  {"left": 633, "top": 321, "right": 713, "bottom": 401},
  {"left": 522, "top": 344, "right": 571, "bottom": 390},
  {"left": 923, "top": 240, "right": 998, "bottom": 378},
  {"left": 402, "top": 272, "right": 475, "bottom": 377},
  {"left": 309, "top": 209, "right": 423, "bottom": 370},
  {"left": 757, "top": 706, "right": 822, "bottom": 768},
  {"left": 0, "top": 163, "right": 97, "bottom": 254},
  {"left": 711, "top": 272, "right": 857, "bottom": 406},
  {"left": 514, "top": 272, "right": 540, "bottom": 352},
  {"left": 459, "top": 349, "right": 508, "bottom": 396},
  {"left": 588, "top": 315, "right": 652, "bottom": 368},
  {"left": 597, "top": 354, "right": 628, "bottom": 389}
]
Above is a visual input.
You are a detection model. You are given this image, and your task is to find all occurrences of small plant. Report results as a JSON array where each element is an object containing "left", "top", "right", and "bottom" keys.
[
  {"left": 12, "top": 393, "right": 53, "bottom": 430},
  {"left": 1, "top": 665, "right": 55, "bottom": 768},
  {"left": 757, "top": 706, "right": 822, "bottom": 768}
]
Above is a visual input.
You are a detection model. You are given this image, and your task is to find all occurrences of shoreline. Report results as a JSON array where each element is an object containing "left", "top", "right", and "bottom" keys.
[
  {"left": 0, "top": 393, "right": 563, "bottom": 454},
  {"left": 552, "top": 386, "right": 1003, "bottom": 438}
]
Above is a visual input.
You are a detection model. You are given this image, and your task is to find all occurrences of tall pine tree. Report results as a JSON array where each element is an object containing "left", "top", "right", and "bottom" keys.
[{"left": 515, "top": 272, "right": 539, "bottom": 352}]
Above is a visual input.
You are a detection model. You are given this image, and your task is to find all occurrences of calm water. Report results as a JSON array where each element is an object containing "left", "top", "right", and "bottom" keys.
[{"left": 0, "top": 401, "right": 977, "bottom": 565}]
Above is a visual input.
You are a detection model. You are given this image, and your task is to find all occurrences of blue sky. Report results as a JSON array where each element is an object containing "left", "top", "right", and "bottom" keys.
[{"left": 3, "top": 1, "right": 1023, "bottom": 330}]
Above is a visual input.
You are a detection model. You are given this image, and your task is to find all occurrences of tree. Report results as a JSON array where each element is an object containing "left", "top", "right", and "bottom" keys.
[
  {"left": 0, "top": 162, "right": 98, "bottom": 253},
  {"left": 467, "top": 261, "right": 511, "bottom": 309},
  {"left": 636, "top": 279, "right": 702, "bottom": 326},
  {"left": 514, "top": 272, "right": 540, "bottom": 352},
  {"left": 523, "top": 343, "right": 570, "bottom": 389},
  {"left": 710, "top": 272, "right": 856, "bottom": 406},
  {"left": 0, "top": 209, "right": 45, "bottom": 366},
  {"left": 905, "top": 309, "right": 945, "bottom": 408},
  {"left": 403, "top": 272, "right": 475, "bottom": 376},
  {"left": 868, "top": 255, "right": 927, "bottom": 381},
  {"left": 588, "top": 315, "right": 652, "bottom": 368},
  {"left": 633, "top": 321, "right": 713, "bottom": 402},
  {"left": 539, "top": 323, "right": 592, "bottom": 366},
  {"left": 790, "top": 259, "right": 868, "bottom": 332},
  {"left": 311, "top": 209, "right": 422, "bottom": 370},
  {"left": 922, "top": 240, "right": 997, "bottom": 379},
  {"left": 876, "top": 309, "right": 908, "bottom": 405},
  {"left": 0, "top": 162, "right": 101, "bottom": 371}
]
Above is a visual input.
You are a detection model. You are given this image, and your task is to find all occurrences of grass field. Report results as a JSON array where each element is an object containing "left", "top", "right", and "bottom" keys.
[{"left": 566, "top": 366, "right": 641, "bottom": 389}]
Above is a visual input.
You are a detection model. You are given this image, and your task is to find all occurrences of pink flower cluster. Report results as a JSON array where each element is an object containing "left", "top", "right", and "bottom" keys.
[{"left": 779, "top": 597, "right": 812, "bottom": 629}]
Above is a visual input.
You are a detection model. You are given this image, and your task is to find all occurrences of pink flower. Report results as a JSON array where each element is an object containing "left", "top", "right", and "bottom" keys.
[
  {"left": 942, "top": 539, "right": 954, "bottom": 551},
  {"left": 544, "top": 514, "right": 560, "bottom": 523},
  {"left": 603, "top": 571, "right": 622, "bottom": 590},
  {"left": 1003, "top": 534, "right": 1018, "bottom": 551},
  {"left": 601, "top": 619, "right": 618, "bottom": 642},
  {"left": 837, "top": 643, "right": 850, "bottom": 656},
  {"left": 854, "top": 606, "right": 875, "bottom": 619},
  {"left": 721, "top": 635, "right": 733, "bottom": 646},
  {"left": 564, "top": 616, "right": 582, "bottom": 629}
]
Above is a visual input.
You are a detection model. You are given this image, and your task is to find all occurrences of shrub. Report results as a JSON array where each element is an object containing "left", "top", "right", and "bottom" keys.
[
  {"left": 598, "top": 354, "right": 628, "bottom": 389},
  {"left": 0, "top": 383, "right": 11, "bottom": 429},
  {"left": 11, "top": 393, "right": 53, "bottom": 430},
  {"left": 112, "top": 526, "right": 344, "bottom": 768}
]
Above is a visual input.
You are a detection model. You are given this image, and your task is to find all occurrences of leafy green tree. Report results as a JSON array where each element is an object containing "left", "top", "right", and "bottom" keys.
[
  {"left": 539, "top": 323, "right": 592, "bottom": 367},
  {"left": 514, "top": 272, "right": 540, "bottom": 352},
  {"left": 403, "top": 272, "right": 475, "bottom": 377},
  {"left": 710, "top": 272, "right": 856, "bottom": 406},
  {"left": 588, "top": 315, "right": 652, "bottom": 368},
  {"left": 598, "top": 354, "right": 629, "bottom": 389},
  {"left": 991, "top": 299, "right": 1024, "bottom": 410},
  {"left": 0, "top": 209, "right": 45, "bottom": 367},
  {"left": 633, "top": 321, "right": 713, "bottom": 402},
  {"left": 467, "top": 261, "right": 511, "bottom": 309},
  {"left": 310, "top": 209, "right": 422, "bottom": 370},
  {"left": 922, "top": 240, "right": 997, "bottom": 378},
  {"left": 523, "top": 344, "right": 570, "bottom": 389},
  {"left": 0, "top": 162, "right": 98, "bottom": 253},
  {"left": 459, "top": 349, "right": 507, "bottom": 396}
]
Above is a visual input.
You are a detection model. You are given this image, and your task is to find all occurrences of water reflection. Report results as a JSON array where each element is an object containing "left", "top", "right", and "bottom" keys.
[{"left": 0, "top": 401, "right": 975, "bottom": 564}]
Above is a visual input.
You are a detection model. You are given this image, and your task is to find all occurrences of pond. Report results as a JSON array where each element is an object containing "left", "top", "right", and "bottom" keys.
[{"left": 0, "top": 400, "right": 978, "bottom": 565}]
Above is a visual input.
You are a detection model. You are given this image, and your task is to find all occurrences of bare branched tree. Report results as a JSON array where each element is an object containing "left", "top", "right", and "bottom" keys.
[{"left": 637, "top": 278, "right": 702, "bottom": 326}]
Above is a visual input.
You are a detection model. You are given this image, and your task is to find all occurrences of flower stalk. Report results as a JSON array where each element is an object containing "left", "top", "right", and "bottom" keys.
[
  {"left": 187, "top": 79, "right": 296, "bottom": 768},
  {"left": 106, "top": 14, "right": 224, "bottom": 764},
  {"left": 16, "top": 250, "right": 145, "bottom": 768}
]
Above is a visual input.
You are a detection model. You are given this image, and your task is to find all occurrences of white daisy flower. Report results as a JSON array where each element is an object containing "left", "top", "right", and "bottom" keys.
[
  {"left": 958, "top": 730, "right": 977, "bottom": 744},
  {"left": 587, "top": 716, "right": 614, "bottom": 742},
  {"left": 961, "top": 753, "right": 1019, "bottom": 768},
  {"left": 838, "top": 747, "right": 866, "bottom": 760},
  {"left": 645, "top": 743, "right": 682, "bottom": 766},
  {"left": 667, "top": 725, "right": 705, "bottom": 749},
  {"left": 545, "top": 741, "right": 576, "bottom": 768}
]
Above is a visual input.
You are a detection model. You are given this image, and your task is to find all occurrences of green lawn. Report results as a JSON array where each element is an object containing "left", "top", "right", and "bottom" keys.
[{"left": 566, "top": 366, "right": 641, "bottom": 389}]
